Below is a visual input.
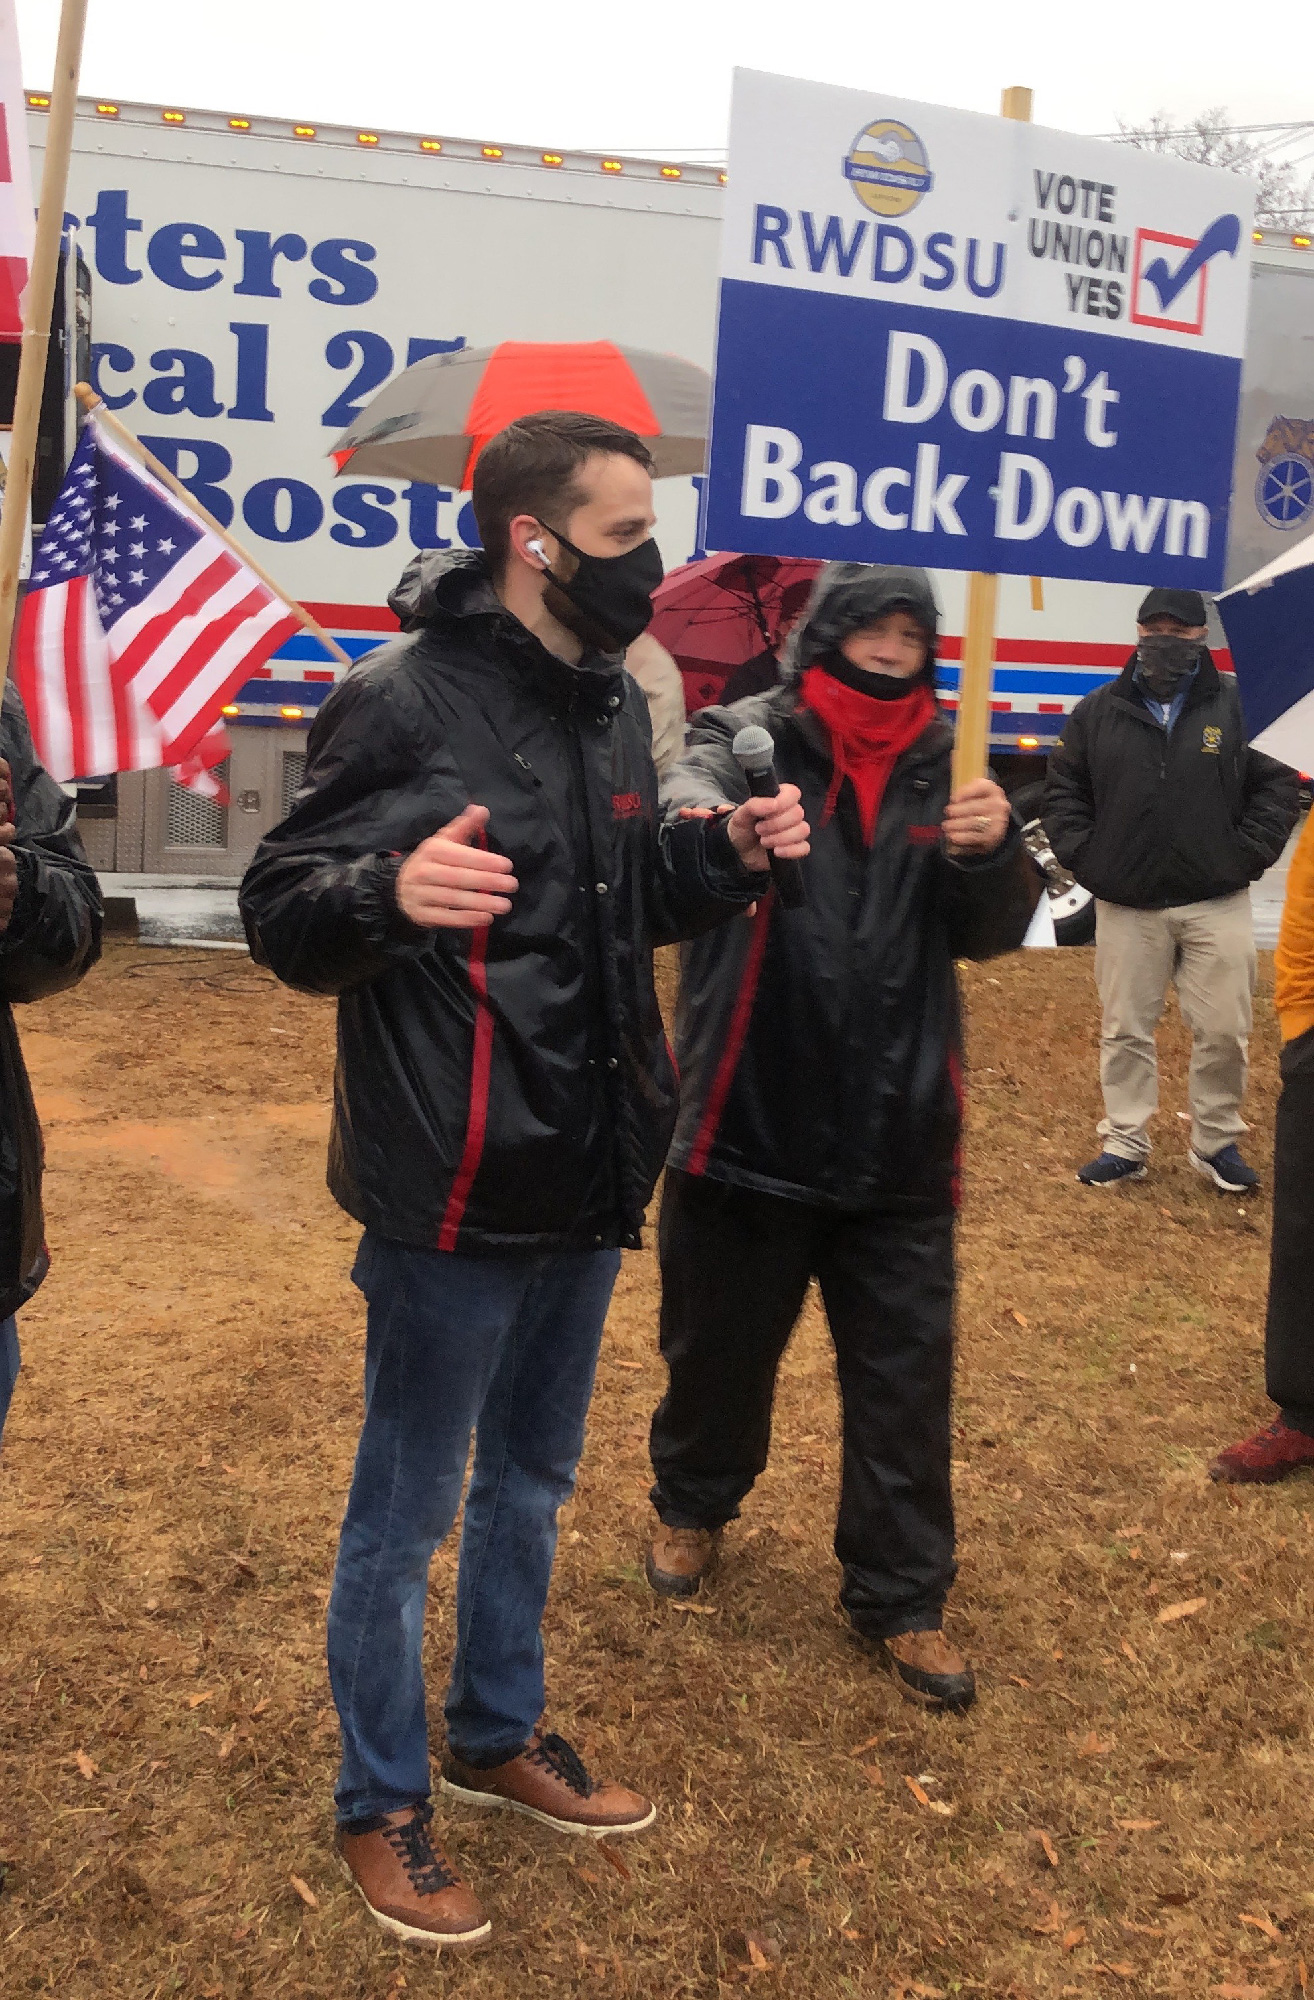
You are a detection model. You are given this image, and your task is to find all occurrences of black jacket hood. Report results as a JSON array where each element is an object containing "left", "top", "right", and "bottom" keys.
[
  {"left": 387, "top": 548, "right": 499, "bottom": 632},
  {"left": 779, "top": 563, "right": 940, "bottom": 684}
]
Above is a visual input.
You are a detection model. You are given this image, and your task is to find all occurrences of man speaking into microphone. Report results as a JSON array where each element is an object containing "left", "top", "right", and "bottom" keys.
[
  {"left": 240, "top": 412, "right": 807, "bottom": 1950},
  {"left": 645, "top": 563, "right": 1037, "bottom": 1712}
]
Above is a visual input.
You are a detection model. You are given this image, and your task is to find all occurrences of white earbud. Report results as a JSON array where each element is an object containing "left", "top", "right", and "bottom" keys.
[{"left": 527, "top": 538, "right": 549, "bottom": 566}]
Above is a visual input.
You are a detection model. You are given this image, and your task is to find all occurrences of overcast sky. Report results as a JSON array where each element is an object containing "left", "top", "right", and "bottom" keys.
[{"left": 12, "top": 0, "right": 1314, "bottom": 159}]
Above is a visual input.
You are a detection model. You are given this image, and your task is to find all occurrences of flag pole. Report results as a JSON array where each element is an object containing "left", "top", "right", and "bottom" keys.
[
  {"left": 0, "top": 0, "right": 88, "bottom": 685},
  {"left": 950, "top": 82, "right": 1033, "bottom": 791},
  {"left": 75, "top": 384, "right": 351, "bottom": 666}
]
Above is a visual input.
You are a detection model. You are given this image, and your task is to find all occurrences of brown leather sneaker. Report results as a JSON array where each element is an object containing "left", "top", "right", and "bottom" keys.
[
  {"left": 646, "top": 1522, "right": 721, "bottom": 1598},
  {"left": 441, "top": 1730, "right": 656, "bottom": 1838},
  {"left": 335, "top": 1803, "right": 490, "bottom": 1948},
  {"left": 880, "top": 1629, "right": 976, "bottom": 1715}
]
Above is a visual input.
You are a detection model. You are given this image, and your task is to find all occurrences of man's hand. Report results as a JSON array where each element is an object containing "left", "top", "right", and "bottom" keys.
[
  {"left": 0, "top": 823, "right": 19, "bottom": 935},
  {"left": 396, "top": 804, "right": 518, "bottom": 929},
  {"left": 726, "top": 784, "right": 810, "bottom": 873},
  {"left": 942, "top": 778, "right": 1011, "bottom": 857},
  {"left": 0, "top": 756, "right": 13, "bottom": 828}
]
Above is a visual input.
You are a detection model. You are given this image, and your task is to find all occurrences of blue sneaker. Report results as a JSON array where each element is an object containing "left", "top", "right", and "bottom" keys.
[
  {"left": 1077, "top": 1151, "right": 1148, "bottom": 1187},
  {"left": 1189, "top": 1143, "right": 1260, "bottom": 1194}
]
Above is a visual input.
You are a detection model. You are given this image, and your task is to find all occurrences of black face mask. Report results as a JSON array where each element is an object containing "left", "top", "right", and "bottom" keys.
[
  {"left": 537, "top": 523, "right": 665, "bottom": 653},
  {"left": 1136, "top": 632, "right": 1200, "bottom": 702},
  {"left": 820, "top": 646, "right": 933, "bottom": 702}
]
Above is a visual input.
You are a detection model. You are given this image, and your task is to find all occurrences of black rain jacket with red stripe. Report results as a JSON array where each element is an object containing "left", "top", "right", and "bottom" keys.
[
  {"left": 238, "top": 551, "right": 760, "bottom": 1255},
  {"left": 663, "top": 688, "right": 1040, "bottom": 1217},
  {"left": 0, "top": 681, "right": 103, "bottom": 1320}
]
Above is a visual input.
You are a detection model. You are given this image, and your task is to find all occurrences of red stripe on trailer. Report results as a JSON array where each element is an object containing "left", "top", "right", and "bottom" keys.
[{"left": 300, "top": 601, "right": 401, "bottom": 632}]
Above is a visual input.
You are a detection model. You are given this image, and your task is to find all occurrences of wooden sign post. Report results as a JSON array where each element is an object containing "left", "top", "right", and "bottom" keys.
[
  {"left": 950, "top": 83, "right": 1034, "bottom": 790},
  {"left": 0, "top": 0, "right": 88, "bottom": 683}
]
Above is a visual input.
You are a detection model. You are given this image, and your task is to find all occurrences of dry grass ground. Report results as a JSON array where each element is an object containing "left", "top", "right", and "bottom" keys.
[{"left": 0, "top": 940, "right": 1308, "bottom": 2000}]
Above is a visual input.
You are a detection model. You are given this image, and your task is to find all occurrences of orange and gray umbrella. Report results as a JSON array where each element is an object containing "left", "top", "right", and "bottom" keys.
[{"left": 331, "top": 339, "right": 711, "bottom": 488}]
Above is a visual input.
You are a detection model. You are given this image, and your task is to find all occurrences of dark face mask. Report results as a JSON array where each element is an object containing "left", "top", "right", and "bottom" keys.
[
  {"left": 821, "top": 646, "right": 931, "bottom": 702},
  {"left": 1136, "top": 632, "right": 1200, "bottom": 702},
  {"left": 537, "top": 523, "right": 665, "bottom": 653}
]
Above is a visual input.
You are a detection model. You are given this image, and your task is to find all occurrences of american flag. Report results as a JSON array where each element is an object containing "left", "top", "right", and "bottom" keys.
[
  {"left": 14, "top": 418, "right": 300, "bottom": 789},
  {"left": 0, "top": 1, "right": 33, "bottom": 342}
]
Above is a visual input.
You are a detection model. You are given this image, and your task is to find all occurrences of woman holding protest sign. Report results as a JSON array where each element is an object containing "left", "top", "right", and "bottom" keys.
[{"left": 644, "top": 562, "right": 1038, "bottom": 1711}]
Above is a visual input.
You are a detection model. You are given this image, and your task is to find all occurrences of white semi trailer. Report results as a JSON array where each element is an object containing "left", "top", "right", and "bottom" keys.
[{"left": 21, "top": 91, "right": 1314, "bottom": 886}]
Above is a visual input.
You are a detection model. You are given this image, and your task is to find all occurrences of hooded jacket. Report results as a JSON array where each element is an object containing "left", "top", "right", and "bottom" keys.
[
  {"left": 1041, "top": 650, "right": 1299, "bottom": 910},
  {"left": 239, "top": 551, "right": 760, "bottom": 1255},
  {"left": 663, "top": 564, "right": 1040, "bottom": 1215},
  {"left": 0, "top": 682, "right": 103, "bottom": 1320}
]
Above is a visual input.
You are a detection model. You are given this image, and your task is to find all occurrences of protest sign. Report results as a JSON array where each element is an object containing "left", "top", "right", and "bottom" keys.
[{"left": 705, "top": 70, "right": 1255, "bottom": 589}]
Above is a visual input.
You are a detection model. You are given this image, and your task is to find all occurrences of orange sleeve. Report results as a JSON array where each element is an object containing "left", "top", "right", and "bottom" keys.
[{"left": 1275, "top": 811, "right": 1314, "bottom": 1042}]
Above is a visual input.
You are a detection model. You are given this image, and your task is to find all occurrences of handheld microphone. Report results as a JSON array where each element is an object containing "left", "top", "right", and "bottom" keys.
[{"left": 731, "top": 725, "right": 806, "bottom": 910}]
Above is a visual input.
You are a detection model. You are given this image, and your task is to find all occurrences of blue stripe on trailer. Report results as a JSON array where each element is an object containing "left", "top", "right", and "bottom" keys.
[
  {"left": 936, "top": 666, "right": 1119, "bottom": 695},
  {"left": 272, "top": 631, "right": 384, "bottom": 663}
]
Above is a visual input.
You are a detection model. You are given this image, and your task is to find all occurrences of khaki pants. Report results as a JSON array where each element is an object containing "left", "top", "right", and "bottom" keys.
[{"left": 1093, "top": 890, "right": 1257, "bottom": 1162}]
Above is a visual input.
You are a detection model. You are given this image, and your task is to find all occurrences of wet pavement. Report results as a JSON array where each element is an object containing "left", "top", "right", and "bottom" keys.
[{"left": 99, "top": 875, "right": 245, "bottom": 949}]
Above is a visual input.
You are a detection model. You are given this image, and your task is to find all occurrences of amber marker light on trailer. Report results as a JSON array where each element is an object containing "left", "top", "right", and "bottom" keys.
[
  {"left": 481, "top": 145, "right": 503, "bottom": 160},
  {"left": 221, "top": 704, "right": 240, "bottom": 718},
  {"left": 661, "top": 165, "right": 682, "bottom": 179},
  {"left": 279, "top": 705, "right": 305, "bottom": 720},
  {"left": 292, "top": 124, "right": 316, "bottom": 139},
  {"left": 162, "top": 110, "right": 185, "bottom": 124},
  {"left": 419, "top": 138, "right": 442, "bottom": 152},
  {"left": 357, "top": 132, "right": 379, "bottom": 146},
  {"left": 718, "top": 171, "right": 728, "bottom": 185},
  {"left": 1253, "top": 230, "right": 1264, "bottom": 243},
  {"left": 1295, "top": 235, "right": 1313, "bottom": 250},
  {"left": 27, "top": 93, "right": 50, "bottom": 109},
  {"left": 601, "top": 159, "right": 622, "bottom": 173},
  {"left": 542, "top": 152, "right": 564, "bottom": 167},
  {"left": 229, "top": 116, "right": 251, "bottom": 131},
  {"left": 1018, "top": 735, "right": 1041, "bottom": 750},
  {"left": 95, "top": 103, "right": 119, "bottom": 117}
]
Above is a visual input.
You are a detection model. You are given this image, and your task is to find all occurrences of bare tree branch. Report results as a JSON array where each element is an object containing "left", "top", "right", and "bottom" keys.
[{"left": 1117, "top": 107, "right": 1314, "bottom": 227}]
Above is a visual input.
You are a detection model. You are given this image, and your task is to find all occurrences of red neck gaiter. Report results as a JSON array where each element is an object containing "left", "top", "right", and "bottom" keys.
[{"left": 800, "top": 667, "right": 936, "bottom": 845}]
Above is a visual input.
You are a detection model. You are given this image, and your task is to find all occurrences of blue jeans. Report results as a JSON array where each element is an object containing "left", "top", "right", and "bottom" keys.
[
  {"left": 0, "top": 1317, "right": 18, "bottom": 1449},
  {"left": 328, "top": 1232, "right": 621, "bottom": 1827}
]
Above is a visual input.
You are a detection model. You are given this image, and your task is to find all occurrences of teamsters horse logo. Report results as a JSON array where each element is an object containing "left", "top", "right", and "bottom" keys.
[
  {"left": 1254, "top": 415, "right": 1314, "bottom": 533},
  {"left": 843, "top": 119, "right": 934, "bottom": 219}
]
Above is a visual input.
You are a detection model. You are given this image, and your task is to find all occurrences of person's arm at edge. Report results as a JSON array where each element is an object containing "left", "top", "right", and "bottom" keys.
[
  {"left": 1275, "top": 808, "right": 1314, "bottom": 1043},
  {"left": 0, "top": 683, "right": 102, "bottom": 1006}
]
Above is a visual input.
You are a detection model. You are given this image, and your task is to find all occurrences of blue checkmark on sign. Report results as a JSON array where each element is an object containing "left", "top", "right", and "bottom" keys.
[{"left": 1141, "top": 213, "right": 1243, "bottom": 312}]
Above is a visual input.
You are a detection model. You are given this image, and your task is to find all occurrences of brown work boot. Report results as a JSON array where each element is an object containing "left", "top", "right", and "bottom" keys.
[
  {"left": 880, "top": 1629, "right": 976, "bottom": 1715},
  {"left": 441, "top": 1729, "right": 655, "bottom": 1838},
  {"left": 646, "top": 1521, "right": 721, "bottom": 1598},
  {"left": 335, "top": 1803, "right": 490, "bottom": 1948}
]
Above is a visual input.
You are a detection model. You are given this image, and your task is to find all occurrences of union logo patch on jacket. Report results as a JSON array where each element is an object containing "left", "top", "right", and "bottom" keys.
[{"left": 1202, "top": 725, "right": 1222, "bottom": 755}]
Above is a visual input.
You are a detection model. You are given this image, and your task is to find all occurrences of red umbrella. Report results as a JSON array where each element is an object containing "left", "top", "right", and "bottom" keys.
[
  {"left": 331, "top": 340, "right": 710, "bottom": 489},
  {"left": 648, "top": 553, "right": 824, "bottom": 713}
]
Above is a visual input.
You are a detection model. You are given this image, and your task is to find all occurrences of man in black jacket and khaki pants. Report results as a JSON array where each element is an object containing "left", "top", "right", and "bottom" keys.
[
  {"left": 241, "top": 413, "right": 808, "bottom": 1952},
  {"left": 1042, "top": 587, "right": 1298, "bottom": 1192}
]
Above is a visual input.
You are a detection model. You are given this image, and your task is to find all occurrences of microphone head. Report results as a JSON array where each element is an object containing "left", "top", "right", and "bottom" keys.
[{"left": 731, "top": 724, "right": 775, "bottom": 776}]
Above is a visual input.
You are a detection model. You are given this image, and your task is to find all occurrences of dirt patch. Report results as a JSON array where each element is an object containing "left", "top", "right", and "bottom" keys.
[{"left": 0, "top": 940, "right": 1307, "bottom": 1998}]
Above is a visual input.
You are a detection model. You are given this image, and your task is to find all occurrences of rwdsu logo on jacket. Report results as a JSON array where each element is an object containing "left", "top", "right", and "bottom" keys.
[{"left": 240, "top": 552, "right": 757, "bottom": 1254}]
